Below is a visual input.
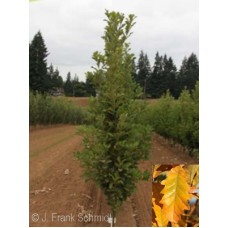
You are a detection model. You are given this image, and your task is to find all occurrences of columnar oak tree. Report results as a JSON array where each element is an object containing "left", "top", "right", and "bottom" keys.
[{"left": 76, "top": 11, "right": 151, "bottom": 225}]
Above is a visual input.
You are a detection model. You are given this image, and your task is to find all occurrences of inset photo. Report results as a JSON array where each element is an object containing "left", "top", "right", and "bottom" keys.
[{"left": 152, "top": 165, "right": 199, "bottom": 227}]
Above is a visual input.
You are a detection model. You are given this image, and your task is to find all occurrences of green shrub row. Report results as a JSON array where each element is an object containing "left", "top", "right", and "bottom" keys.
[
  {"left": 143, "top": 82, "right": 199, "bottom": 156},
  {"left": 29, "top": 92, "right": 87, "bottom": 125}
]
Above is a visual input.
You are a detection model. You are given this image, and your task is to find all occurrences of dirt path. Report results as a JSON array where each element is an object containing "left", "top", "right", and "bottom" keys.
[
  {"left": 29, "top": 125, "right": 150, "bottom": 227},
  {"left": 29, "top": 125, "right": 196, "bottom": 227},
  {"left": 152, "top": 133, "right": 198, "bottom": 164}
]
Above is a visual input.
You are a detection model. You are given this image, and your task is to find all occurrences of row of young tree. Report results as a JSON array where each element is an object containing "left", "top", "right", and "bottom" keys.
[
  {"left": 29, "top": 92, "right": 87, "bottom": 125},
  {"left": 145, "top": 82, "right": 199, "bottom": 157},
  {"left": 29, "top": 31, "right": 198, "bottom": 99}
]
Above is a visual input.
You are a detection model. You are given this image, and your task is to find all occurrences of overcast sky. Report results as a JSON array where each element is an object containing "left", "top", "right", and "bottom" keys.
[{"left": 29, "top": 0, "right": 198, "bottom": 81}]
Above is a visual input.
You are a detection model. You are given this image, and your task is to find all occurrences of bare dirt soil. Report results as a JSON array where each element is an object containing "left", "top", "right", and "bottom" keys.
[
  {"left": 67, "top": 97, "right": 90, "bottom": 107},
  {"left": 152, "top": 133, "right": 198, "bottom": 164},
  {"left": 66, "top": 97, "right": 159, "bottom": 108},
  {"left": 29, "top": 125, "right": 197, "bottom": 227}
]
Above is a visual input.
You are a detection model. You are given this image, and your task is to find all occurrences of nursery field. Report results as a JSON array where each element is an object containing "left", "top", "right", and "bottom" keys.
[{"left": 29, "top": 125, "right": 196, "bottom": 227}]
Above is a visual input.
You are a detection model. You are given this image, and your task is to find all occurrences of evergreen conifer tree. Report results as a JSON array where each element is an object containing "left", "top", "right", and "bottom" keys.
[
  {"left": 136, "top": 51, "right": 152, "bottom": 97},
  {"left": 177, "top": 53, "right": 199, "bottom": 96},
  {"left": 29, "top": 31, "right": 49, "bottom": 93},
  {"left": 64, "top": 72, "right": 73, "bottom": 96}
]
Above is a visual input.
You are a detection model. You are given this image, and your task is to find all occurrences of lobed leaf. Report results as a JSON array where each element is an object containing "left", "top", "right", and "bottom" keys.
[
  {"left": 152, "top": 198, "right": 168, "bottom": 227},
  {"left": 160, "top": 165, "right": 192, "bottom": 223},
  {"left": 186, "top": 165, "right": 199, "bottom": 186}
]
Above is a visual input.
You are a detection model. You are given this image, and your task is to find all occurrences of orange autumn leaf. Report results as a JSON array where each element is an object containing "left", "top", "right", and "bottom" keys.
[
  {"left": 152, "top": 165, "right": 162, "bottom": 180},
  {"left": 152, "top": 222, "right": 158, "bottom": 227},
  {"left": 186, "top": 165, "right": 199, "bottom": 186},
  {"left": 160, "top": 165, "right": 192, "bottom": 223},
  {"left": 152, "top": 198, "right": 168, "bottom": 227},
  {"left": 171, "top": 222, "right": 180, "bottom": 227}
]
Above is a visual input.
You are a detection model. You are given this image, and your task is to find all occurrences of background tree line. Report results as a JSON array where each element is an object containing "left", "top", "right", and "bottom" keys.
[
  {"left": 29, "top": 31, "right": 198, "bottom": 98},
  {"left": 29, "top": 31, "right": 95, "bottom": 97},
  {"left": 133, "top": 51, "right": 199, "bottom": 99}
]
